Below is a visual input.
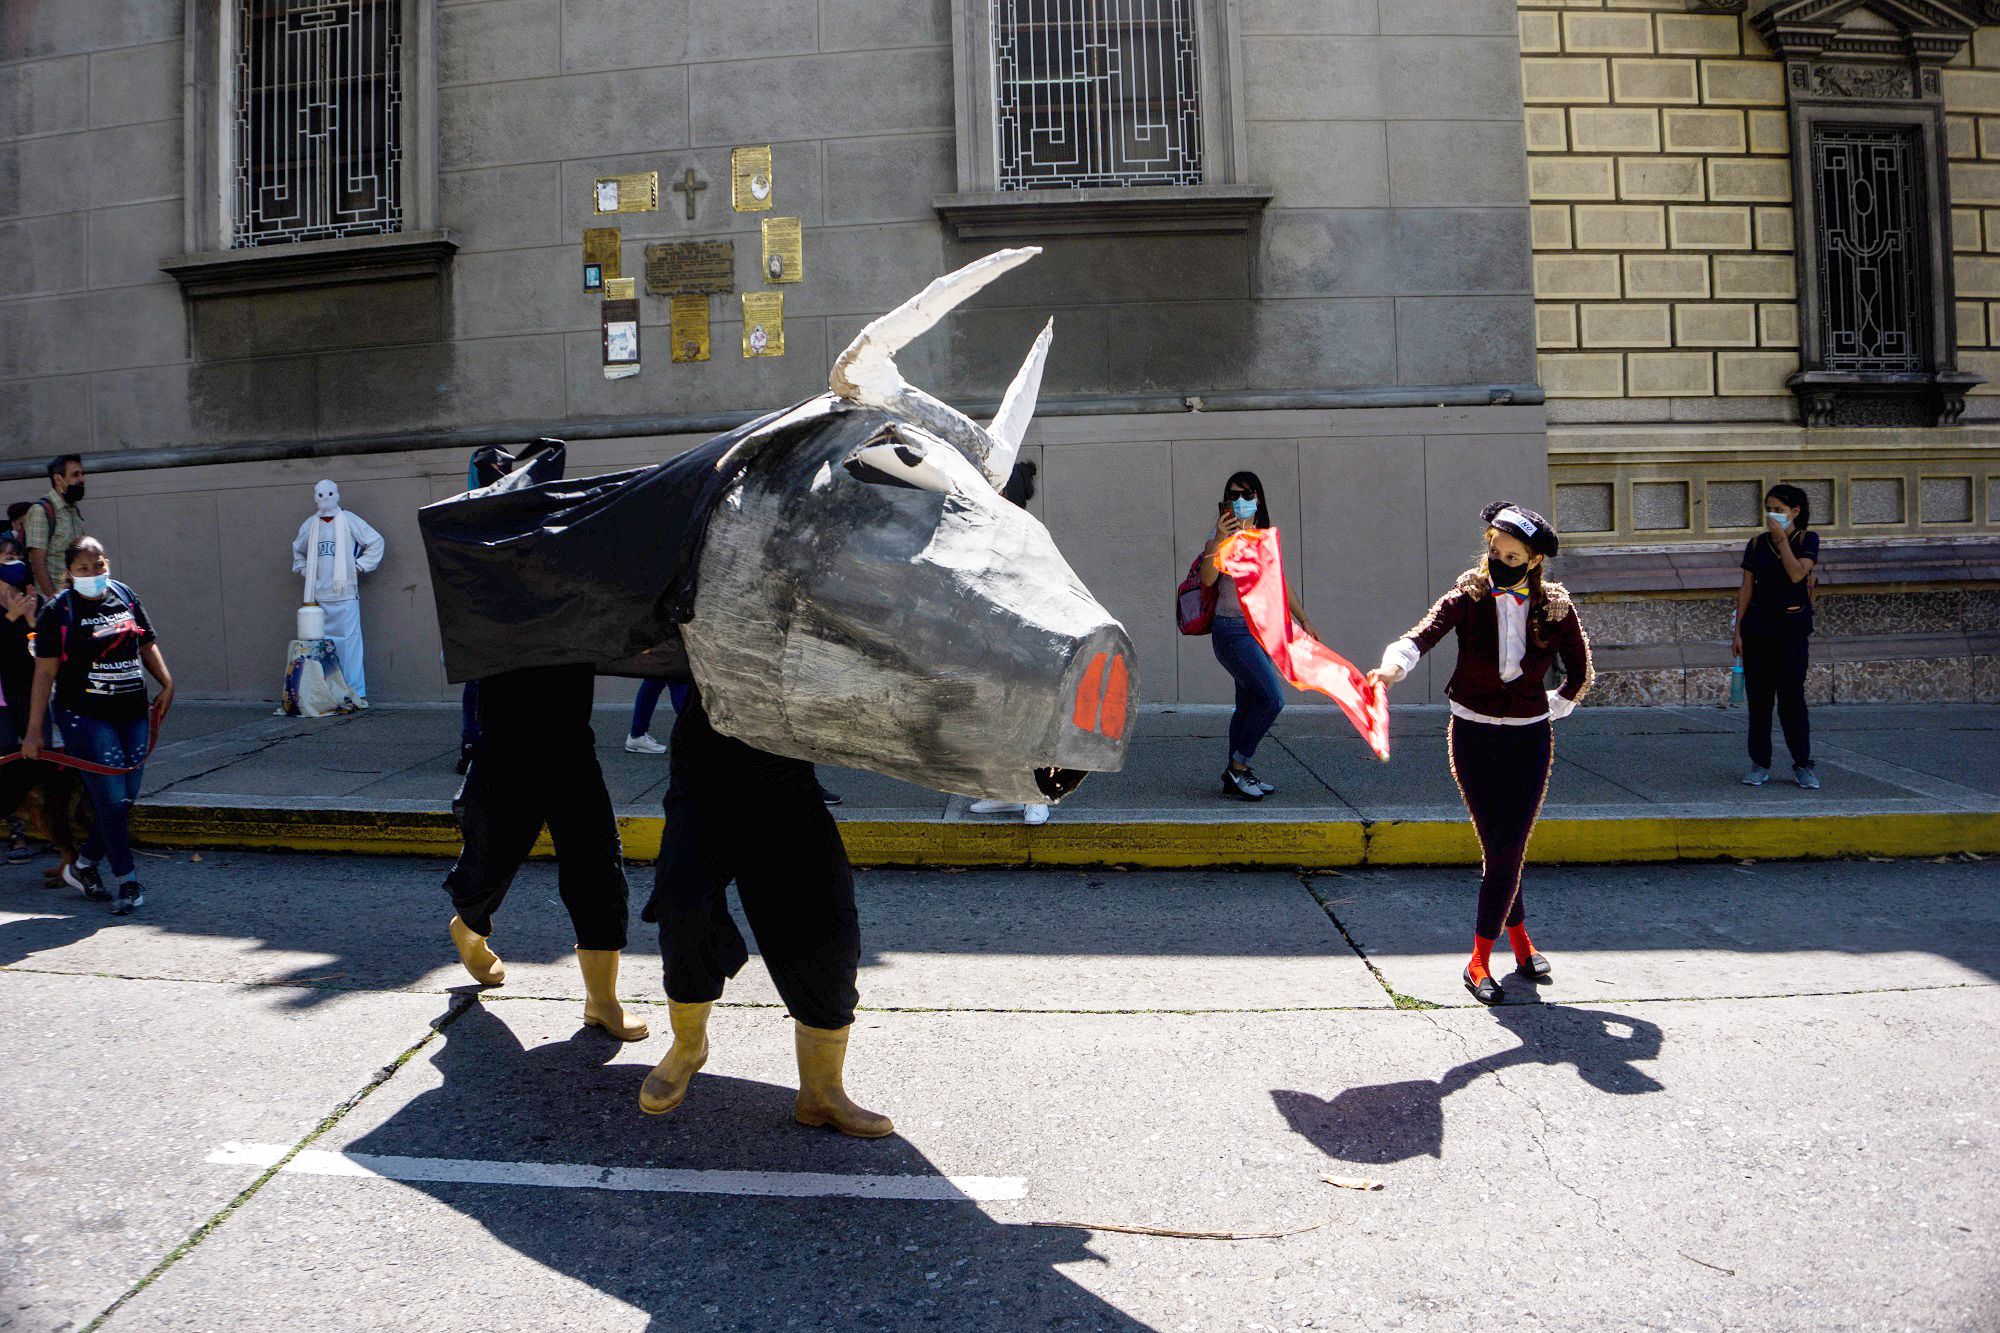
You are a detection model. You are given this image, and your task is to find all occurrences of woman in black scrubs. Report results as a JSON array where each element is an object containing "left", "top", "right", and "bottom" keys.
[{"left": 1733, "top": 484, "right": 1820, "bottom": 789}]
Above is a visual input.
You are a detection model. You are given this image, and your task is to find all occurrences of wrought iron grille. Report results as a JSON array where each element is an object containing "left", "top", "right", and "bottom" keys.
[
  {"left": 234, "top": 0, "right": 402, "bottom": 247},
  {"left": 991, "top": 0, "right": 1203, "bottom": 190},
  {"left": 1813, "top": 125, "right": 1928, "bottom": 372}
]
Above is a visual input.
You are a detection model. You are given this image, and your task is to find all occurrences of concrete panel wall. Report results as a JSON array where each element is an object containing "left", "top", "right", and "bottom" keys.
[
  {"left": 62, "top": 404, "right": 1542, "bottom": 706},
  {"left": 1, "top": 0, "right": 1538, "bottom": 462}
]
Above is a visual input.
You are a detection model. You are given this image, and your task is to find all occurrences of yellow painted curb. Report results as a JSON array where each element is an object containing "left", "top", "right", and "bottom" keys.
[{"left": 132, "top": 804, "right": 2000, "bottom": 866}]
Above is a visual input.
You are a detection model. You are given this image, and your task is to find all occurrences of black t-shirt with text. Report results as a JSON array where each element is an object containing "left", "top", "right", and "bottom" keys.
[
  {"left": 1740, "top": 530, "right": 1820, "bottom": 635},
  {"left": 34, "top": 581, "right": 158, "bottom": 721}
]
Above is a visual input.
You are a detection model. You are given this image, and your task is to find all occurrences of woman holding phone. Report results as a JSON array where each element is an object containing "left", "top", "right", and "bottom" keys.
[
  {"left": 1196, "top": 471, "right": 1315, "bottom": 801},
  {"left": 1734, "top": 484, "right": 1820, "bottom": 789}
]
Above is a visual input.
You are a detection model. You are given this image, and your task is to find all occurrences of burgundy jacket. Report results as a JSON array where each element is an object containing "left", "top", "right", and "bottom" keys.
[{"left": 1402, "top": 574, "right": 1594, "bottom": 720}]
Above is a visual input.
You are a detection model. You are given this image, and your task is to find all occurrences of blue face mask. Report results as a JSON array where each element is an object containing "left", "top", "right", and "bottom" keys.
[
  {"left": 0, "top": 562, "right": 27, "bottom": 589},
  {"left": 72, "top": 572, "right": 109, "bottom": 599},
  {"left": 1766, "top": 510, "right": 1792, "bottom": 531},
  {"left": 1230, "top": 497, "right": 1259, "bottom": 523}
]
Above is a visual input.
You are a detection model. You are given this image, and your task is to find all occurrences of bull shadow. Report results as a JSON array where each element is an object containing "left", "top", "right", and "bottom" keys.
[
  {"left": 343, "top": 1000, "right": 1148, "bottom": 1332},
  {"left": 1272, "top": 999, "right": 1665, "bottom": 1166}
]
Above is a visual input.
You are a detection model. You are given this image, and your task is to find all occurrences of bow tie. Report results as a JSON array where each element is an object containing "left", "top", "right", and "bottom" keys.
[{"left": 1497, "top": 583, "right": 1530, "bottom": 605}]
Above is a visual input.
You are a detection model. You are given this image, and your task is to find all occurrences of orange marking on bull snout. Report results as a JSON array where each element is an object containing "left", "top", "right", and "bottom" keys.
[
  {"left": 1072, "top": 652, "right": 1107, "bottom": 733},
  {"left": 1099, "top": 655, "right": 1129, "bottom": 740}
]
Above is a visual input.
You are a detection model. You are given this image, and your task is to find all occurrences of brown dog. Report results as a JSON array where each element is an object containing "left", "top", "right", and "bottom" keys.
[{"left": 0, "top": 757, "right": 94, "bottom": 886}]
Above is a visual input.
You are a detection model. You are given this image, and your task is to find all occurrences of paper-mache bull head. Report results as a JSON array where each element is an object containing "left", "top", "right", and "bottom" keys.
[{"left": 422, "top": 248, "right": 1135, "bottom": 805}]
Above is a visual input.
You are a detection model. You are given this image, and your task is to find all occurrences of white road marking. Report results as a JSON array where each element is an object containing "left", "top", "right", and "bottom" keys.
[{"left": 207, "top": 1143, "right": 1026, "bottom": 1202}]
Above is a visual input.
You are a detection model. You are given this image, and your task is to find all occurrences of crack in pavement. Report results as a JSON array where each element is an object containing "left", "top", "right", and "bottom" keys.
[{"left": 78, "top": 992, "right": 474, "bottom": 1332}]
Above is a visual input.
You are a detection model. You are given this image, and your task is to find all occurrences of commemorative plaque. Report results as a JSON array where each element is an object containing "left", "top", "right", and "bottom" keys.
[
  {"left": 593, "top": 172, "right": 659, "bottom": 214},
  {"left": 741, "top": 291, "right": 784, "bottom": 358},
  {"left": 761, "top": 216, "right": 802, "bottom": 283},
  {"left": 731, "top": 146, "right": 774, "bottom": 212},
  {"left": 582, "top": 227, "right": 620, "bottom": 292},
  {"left": 645, "top": 240, "right": 735, "bottom": 297},
  {"left": 670, "top": 294, "right": 711, "bottom": 363}
]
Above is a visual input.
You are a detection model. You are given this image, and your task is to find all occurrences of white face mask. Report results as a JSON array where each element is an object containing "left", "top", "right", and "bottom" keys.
[
  {"left": 72, "top": 571, "right": 110, "bottom": 598},
  {"left": 314, "top": 480, "right": 341, "bottom": 517},
  {"left": 1766, "top": 510, "right": 1792, "bottom": 531}
]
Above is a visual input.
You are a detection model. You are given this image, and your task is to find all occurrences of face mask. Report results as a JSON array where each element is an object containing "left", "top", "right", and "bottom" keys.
[
  {"left": 1766, "top": 510, "right": 1791, "bottom": 531},
  {"left": 1230, "top": 497, "right": 1259, "bottom": 523},
  {"left": 1487, "top": 555, "right": 1528, "bottom": 588},
  {"left": 0, "top": 563, "right": 26, "bottom": 590},
  {"left": 71, "top": 572, "right": 109, "bottom": 599},
  {"left": 63, "top": 480, "right": 84, "bottom": 503},
  {"left": 314, "top": 480, "right": 341, "bottom": 518}
]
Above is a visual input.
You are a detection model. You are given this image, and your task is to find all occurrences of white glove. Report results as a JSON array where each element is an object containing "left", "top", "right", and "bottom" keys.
[
  {"left": 1376, "top": 640, "right": 1419, "bottom": 685},
  {"left": 1546, "top": 690, "right": 1576, "bottom": 721}
]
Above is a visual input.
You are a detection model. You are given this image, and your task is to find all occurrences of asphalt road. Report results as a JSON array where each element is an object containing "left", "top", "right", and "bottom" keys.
[{"left": 2, "top": 851, "right": 1995, "bottom": 1332}]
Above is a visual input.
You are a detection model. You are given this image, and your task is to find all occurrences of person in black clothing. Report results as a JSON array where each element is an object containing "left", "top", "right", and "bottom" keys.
[
  {"left": 1733, "top": 484, "right": 1820, "bottom": 790},
  {"left": 443, "top": 662, "right": 651, "bottom": 1043},
  {"left": 0, "top": 535, "right": 41, "bottom": 862},
  {"left": 636, "top": 683, "right": 891, "bottom": 1139},
  {"left": 23, "top": 537, "right": 175, "bottom": 915},
  {"left": 1370, "top": 503, "right": 1593, "bottom": 1004}
]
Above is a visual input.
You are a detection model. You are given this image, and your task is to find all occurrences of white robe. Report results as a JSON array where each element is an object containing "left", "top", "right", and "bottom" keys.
[{"left": 292, "top": 510, "right": 385, "bottom": 697}]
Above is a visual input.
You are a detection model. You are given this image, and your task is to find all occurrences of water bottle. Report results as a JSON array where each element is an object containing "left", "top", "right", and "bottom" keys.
[{"left": 1729, "top": 610, "right": 1745, "bottom": 706}]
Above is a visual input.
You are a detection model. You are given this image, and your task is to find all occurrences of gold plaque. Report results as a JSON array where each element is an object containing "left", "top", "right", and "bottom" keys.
[
  {"left": 731, "top": 145, "right": 774, "bottom": 212},
  {"left": 741, "top": 291, "right": 784, "bottom": 357},
  {"left": 670, "top": 294, "right": 711, "bottom": 363},
  {"left": 582, "top": 227, "right": 620, "bottom": 292},
  {"left": 761, "top": 216, "right": 802, "bottom": 284},
  {"left": 602, "top": 276, "right": 636, "bottom": 300},
  {"left": 645, "top": 240, "right": 735, "bottom": 297},
  {"left": 593, "top": 172, "right": 659, "bottom": 214}
]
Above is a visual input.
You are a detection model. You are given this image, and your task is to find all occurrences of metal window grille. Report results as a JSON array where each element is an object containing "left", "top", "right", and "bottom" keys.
[
  {"left": 991, "top": 0, "right": 1203, "bottom": 190},
  {"left": 234, "top": 0, "right": 403, "bottom": 247},
  {"left": 1812, "top": 125, "right": 1928, "bottom": 372}
]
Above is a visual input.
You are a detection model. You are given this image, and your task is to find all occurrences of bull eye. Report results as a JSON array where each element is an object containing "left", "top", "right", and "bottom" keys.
[{"left": 842, "top": 428, "right": 954, "bottom": 494}]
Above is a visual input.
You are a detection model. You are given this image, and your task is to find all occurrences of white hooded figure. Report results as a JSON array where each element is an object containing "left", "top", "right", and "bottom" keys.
[{"left": 291, "top": 480, "right": 386, "bottom": 698}]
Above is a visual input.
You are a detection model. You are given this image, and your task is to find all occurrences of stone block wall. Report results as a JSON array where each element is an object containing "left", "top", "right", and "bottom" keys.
[
  {"left": 1521, "top": 1, "right": 1802, "bottom": 405},
  {"left": 1946, "top": 26, "right": 2000, "bottom": 395}
]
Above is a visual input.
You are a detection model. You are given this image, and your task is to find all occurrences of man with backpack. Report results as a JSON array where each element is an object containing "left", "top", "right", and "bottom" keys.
[{"left": 23, "top": 456, "right": 86, "bottom": 599}]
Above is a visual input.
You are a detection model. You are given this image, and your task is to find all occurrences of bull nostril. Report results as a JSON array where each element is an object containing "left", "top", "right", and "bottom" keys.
[
  {"left": 1100, "top": 654, "right": 1129, "bottom": 740},
  {"left": 1071, "top": 652, "right": 1107, "bottom": 733}
]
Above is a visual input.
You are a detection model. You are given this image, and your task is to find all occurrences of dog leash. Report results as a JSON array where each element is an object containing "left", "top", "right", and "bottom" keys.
[{"left": 0, "top": 712, "right": 163, "bottom": 777}]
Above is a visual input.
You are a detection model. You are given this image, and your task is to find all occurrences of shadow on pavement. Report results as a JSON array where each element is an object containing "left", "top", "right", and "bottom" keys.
[
  {"left": 1271, "top": 999, "right": 1666, "bottom": 1165},
  {"left": 342, "top": 1001, "right": 1148, "bottom": 1332}
]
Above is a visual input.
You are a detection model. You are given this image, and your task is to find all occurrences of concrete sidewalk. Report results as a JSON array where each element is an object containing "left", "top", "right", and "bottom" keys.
[{"left": 125, "top": 700, "right": 2000, "bottom": 865}]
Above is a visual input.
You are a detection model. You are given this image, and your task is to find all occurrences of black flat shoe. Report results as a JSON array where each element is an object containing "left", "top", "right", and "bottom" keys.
[
  {"left": 1517, "top": 952, "right": 1552, "bottom": 982},
  {"left": 1462, "top": 967, "right": 1503, "bottom": 1005}
]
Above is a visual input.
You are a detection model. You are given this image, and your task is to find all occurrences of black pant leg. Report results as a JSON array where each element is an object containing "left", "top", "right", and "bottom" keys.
[
  {"left": 1775, "top": 630, "right": 1812, "bottom": 767},
  {"left": 648, "top": 793, "right": 752, "bottom": 1003},
  {"left": 542, "top": 746, "right": 629, "bottom": 951},
  {"left": 733, "top": 797, "right": 861, "bottom": 1031},
  {"left": 1741, "top": 633, "right": 1779, "bottom": 768},
  {"left": 1451, "top": 718, "right": 1551, "bottom": 940},
  {"left": 443, "top": 753, "right": 545, "bottom": 936}
]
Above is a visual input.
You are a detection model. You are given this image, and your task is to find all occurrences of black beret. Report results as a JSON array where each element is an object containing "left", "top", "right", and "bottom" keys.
[{"left": 1481, "top": 501, "right": 1560, "bottom": 558}]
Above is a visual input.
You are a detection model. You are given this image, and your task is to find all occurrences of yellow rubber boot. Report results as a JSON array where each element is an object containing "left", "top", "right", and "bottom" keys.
[
  {"left": 639, "top": 1001, "right": 712, "bottom": 1115},
  {"left": 448, "top": 915, "right": 504, "bottom": 986},
  {"left": 793, "top": 1022, "right": 894, "bottom": 1138},
  {"left": 576, "top": 949, "right": 650, "bottom": 1041}
]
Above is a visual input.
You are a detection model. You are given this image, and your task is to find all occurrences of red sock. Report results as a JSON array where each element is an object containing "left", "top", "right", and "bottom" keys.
[
  {"left": 1507, "top": 923, "right": 1536, "bottom": 964},
  {"left": 1467, "top": 934, "right": 1496, "bottom": 983}
]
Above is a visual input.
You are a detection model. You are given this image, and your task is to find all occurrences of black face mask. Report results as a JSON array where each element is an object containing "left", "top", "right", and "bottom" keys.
[
  {"left": 1487, "top": 555, "right": 1528, "bottom": 587},
  {"left": 62, "top": 480, "right": 84, "bottom": 503}
]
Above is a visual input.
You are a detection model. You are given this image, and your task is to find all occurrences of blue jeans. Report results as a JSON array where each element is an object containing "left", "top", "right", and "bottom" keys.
[
  {"left": 1211, "top": 616, "right": 1284, "bottom": 764},
  {"left": 460, "top": 680, "right": 480, "bottom": 746},
  {"left": 55, "top": 707, "right": 149, "bottom": 880}
]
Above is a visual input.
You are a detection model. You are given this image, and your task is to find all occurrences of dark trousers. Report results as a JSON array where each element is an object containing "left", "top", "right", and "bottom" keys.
[
  {"left": 645, "top": 789, "right": 860, "bottom": 1030},
  {"left": 1211, "top": 615, "right": 1284, "bottom": 764},
  {"left": 458, "top": 680, "right": 480, "bottom": 746},
  {"left": 444, "top": 665, "right": 628, "bottom": 949},
  {"left": 1742, "top": 626, "right": 1811, "bottom": 769},
  {"left": 1448, "top": 716, "right": 1554, "bottom": 940}
]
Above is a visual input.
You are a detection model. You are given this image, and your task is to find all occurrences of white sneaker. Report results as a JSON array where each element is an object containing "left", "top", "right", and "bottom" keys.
[
  {"left": 1023, "top": 803, "right": 1049, "bottom": 826},
  {"left": 969, "top": 798, "right": 1025, "bottom": 815},
  {"left": 624, "top": 734, "right": 667, "bottom": 754}
]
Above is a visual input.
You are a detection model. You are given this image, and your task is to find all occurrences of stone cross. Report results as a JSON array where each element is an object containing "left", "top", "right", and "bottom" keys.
[{"left": 671, "top": 167, "right": 707, "bottom": 221}]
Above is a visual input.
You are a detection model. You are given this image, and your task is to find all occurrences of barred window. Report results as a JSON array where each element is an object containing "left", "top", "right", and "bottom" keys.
[
  {"left": 234, "top": 0, "right": 403, "bottom": 247},
  {"left": 1812, "top": 125, "right": 1928, "bottom": 373},
  {"left": 991, "top": 0, "right": 1203, "bottom": 190}
]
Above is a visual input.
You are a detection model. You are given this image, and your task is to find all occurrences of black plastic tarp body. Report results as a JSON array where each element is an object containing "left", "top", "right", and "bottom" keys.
[{"left": 419, "top": 403, "right": 801, "bottom": 684}]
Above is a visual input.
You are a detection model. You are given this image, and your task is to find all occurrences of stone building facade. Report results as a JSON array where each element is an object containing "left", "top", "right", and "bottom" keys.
[
  {"left": 0, "top": 0, "right": 1544, "bottom": 705},
  {"left": 1521, "top": 0, "right": 2000, "bottom": 704}
]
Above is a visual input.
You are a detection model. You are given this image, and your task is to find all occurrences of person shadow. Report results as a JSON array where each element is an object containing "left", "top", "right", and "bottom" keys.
[
  {"left": 342, "top": 999, "right": 1150, "bottom": 1332},
  {"left": 1271, "top": 998, "right": 1665, "bottom": 1166}
]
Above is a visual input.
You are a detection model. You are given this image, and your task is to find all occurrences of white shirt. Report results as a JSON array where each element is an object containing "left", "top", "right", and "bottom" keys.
[
  {"left": 1376, "top": 593, "right": 1575, "bottom": 726},
  {"left": 292, "top": 510, "right": 385, "bottom": 603}
]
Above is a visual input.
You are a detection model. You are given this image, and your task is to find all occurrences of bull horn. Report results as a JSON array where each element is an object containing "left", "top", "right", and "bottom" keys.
[
  {"left": 830, "top": 247, "right": 1042, "bottom": 471},
  {"left": 983, "top": 317, "right": 1053, "bottom": 487}
]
